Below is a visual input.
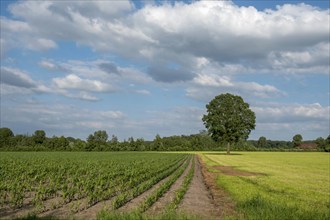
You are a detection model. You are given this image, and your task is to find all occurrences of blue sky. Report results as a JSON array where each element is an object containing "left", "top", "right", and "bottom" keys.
[{"left": 1, "top": 0, "right": 329, "bottom": 141}]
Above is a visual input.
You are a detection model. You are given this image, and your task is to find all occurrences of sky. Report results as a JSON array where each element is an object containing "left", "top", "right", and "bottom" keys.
[{"left": 0, "top": 0, "right": 329, "bottom": 141}]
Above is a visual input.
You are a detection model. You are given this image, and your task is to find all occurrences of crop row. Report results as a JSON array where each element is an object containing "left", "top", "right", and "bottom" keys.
[
  {"left": 0, "top": 152, "right": 188, "bottom": 212},
  {"left": 137, "top": 155, "right": 193, "bottom": 213}
]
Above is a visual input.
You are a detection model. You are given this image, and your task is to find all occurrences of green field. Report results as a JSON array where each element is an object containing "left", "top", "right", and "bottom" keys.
[
  {"left": 201, "top": 152, "right": 330, "bottom": 220},
  {"left": 1, "top": 151, "right": 329, "bottom": 220},
  {"left": 0, "top": 152, "right": 191, "bottom": 218}
]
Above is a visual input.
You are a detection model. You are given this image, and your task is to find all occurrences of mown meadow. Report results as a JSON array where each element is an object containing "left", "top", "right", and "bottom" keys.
[{"left": 201, "top": 152, "right": 330, "bottom": 220}]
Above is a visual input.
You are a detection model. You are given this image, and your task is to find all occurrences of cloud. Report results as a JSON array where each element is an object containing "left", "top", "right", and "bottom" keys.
[
  {"left": 147, "top": 64, "right": 194, "bottom": 82},
  {"left": 2, "top": 59, "right": 153, "bottom": 101},
  {"left": 98, "top": 62, "right": 119, "bottom": 75},
  {"left": 0, "top": 66, "right": 101, "bottom": 101},
  {"left": 52, "top": 74, "right": 116, "bottom": 93},
  {"left": 1, "top": 67, "right": 37, "bottom": 88},
  {"left": 252, "top": 102, "right": 329, "bottom": 123},
  {"left": 134, "top": 89, "right": 150, "bottom": 95},
  {"left": 0, "top": 17, "right": 57, "bottom": 53},
  {"left": 39, "top": 60, "right": 67, "bottom": 72},
  {"left": 131, "top": 1, "right": 329, "bottom": 68},
  {"left": 186, "top": 74, "right": 284, "bottom": 101},
  {"left": 60, "top": 91, "right": 100, "bottom": 102},
  {"left": 1, "top": 1, "right": 328, "bottom": 77},
  {"left": 250, "top": 102, "right": 330, "bottom": 140},
  {"left": 267, "top": 42, "right": 330, "bottom": 74},
  {"left": 1, "top": 100, "right": 125, "bottom": 138}
]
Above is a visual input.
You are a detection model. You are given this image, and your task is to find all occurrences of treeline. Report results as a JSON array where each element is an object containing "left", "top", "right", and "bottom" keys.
[{"left": 0, "top": 127, "right": 329, "bottom": 152}]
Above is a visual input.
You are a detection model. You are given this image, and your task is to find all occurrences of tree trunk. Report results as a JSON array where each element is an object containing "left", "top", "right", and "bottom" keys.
[{"left": 227, "top": 142, "right": 230, "bottom": 155}]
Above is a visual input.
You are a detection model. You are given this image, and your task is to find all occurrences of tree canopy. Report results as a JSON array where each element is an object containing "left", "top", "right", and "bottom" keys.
[
  {"left": 292, "top": 134, "right": 303, "bottom": 147},
  {"left": 202, "top": 93, "right": 256, "bottom": 154}
]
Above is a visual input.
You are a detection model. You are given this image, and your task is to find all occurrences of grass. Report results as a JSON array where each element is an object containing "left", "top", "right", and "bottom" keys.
[
  {"left": 201, "top": 152, "right": 330, "bottom": 220},
  {"left": 97, "top": 209, "right": 199, "bottom": 220}
]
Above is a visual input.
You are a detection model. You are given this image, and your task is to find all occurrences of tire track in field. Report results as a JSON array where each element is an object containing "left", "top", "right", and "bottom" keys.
[
  {"left": 177, "top": 155, "right": 221, "bottom": 219},
  {"left": 145, "top": 156, "right": 193, "bottom": 216},
  {"left": 197, "top": 155, "right": 237, "bottom": 219}
]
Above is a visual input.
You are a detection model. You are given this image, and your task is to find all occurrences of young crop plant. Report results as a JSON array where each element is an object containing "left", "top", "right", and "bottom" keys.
[
  {"left": 137, "top": 155, "right": 192, "bottom": 213},
  {"left": 0, "top": 152, "right": 188, "bottom": 219},
  {"left": 167, "top": 156, "right": 195, "bottom": 211},
  {"left": 112, "top": 155, "right": 189, "bottom": 210}
]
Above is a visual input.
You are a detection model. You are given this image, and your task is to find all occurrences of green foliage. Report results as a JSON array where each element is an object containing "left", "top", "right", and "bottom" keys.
[
  {"left": 0, "top": 152, "right": 187, "bottom": 214},
  {"left": 292, "top": 134, "right": 303, "bottom": 147},
  {"left": 112, "top": 155, "right": 188, "bottom": 209},
  {"left": 137, "top": 156, "right": 192, "bottom": 213},
  {"left": 257, "top": 136, "right": 267, "bottom": 148},
  {"left": 87, "top": 130, "right": 108, "bottom": 151},
  {"left": 1, "top": 127, "right": 326, "bottom": 152},
  {"left": 202, "top": 93, "right": 256, "bottom": 154},
  {"left": 0, "top": 127, "right": 14, "bottom": 147},
  {"left": 32, "top": 130, "right": 46, "bottom": 144},
  {"left": 167, "top": 157, "right": 195, "bottom": 211},
  {"left": 316, "top": 136, "right": 330, "bottom": 152},
  {"left": 97, "top": 209, "right": 199, "bottom": 220}
]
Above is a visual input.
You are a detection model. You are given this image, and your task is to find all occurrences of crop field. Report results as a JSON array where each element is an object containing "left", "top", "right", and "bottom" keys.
[
  {"left": 1, "top": 151, "right": 329, "bottom": 220},
  {"left": 201, "top": 152, "right": 330, "bottom": 220},
  {"left": 0, "top": 152, "right": 201, "bottom": 219}
]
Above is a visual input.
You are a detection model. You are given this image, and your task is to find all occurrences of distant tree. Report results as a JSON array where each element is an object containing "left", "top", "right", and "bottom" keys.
[
  {"left": 135, "top": 138, "right": 145, "bottom": 151},
  {"left": 325, "top": 135, "right": 330, "bottom": 152},
  {"left": 128, "top": 137, "right": 136, "bottom": 151},
  {"left": 108, "top": 135, "right": 119, "bottom": 151},
  {"left": 315, "top": 137, "right": 325, "bottom": 147},
  {"left": 0, "top": 127, "right": 14, "bottom": 147},
  {"left": 73, "top": 139, "right": 86, "bottom": 151},
  {"left": 110, "top": 135, "right": 118, "bottom": 144},
  {"left": 292, "top": 134, "right": 303, "bottom": 147},
  {"left": 86, "top": 130, "right": 108, "bottom": 151},
  {"left": 33, "top": 130, "right": 46, "bottom": 144},
  {"left": 316, "top": 136, "right": 330, "bottom": 152},
  {"left": 152, "top": 134, "right": 163, "bottom": 151},
  {"left": 202, "top": 93, "right": 256, "bottom": 154},
  {"left": 93, "top": 130, "right": 108, "bottom": 143},
  {"left": 257, "top": 136, "right": 267, "bottom": 148}
]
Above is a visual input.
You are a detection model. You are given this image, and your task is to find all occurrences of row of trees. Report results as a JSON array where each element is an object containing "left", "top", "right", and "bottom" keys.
[{"left": 1, "top": 127, "right": 329, "bottom": 152}]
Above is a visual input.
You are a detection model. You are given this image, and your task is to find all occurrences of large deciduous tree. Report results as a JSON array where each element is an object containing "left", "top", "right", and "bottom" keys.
[{"left": 202, "top": 93, "right": 256, "bottom": 154}]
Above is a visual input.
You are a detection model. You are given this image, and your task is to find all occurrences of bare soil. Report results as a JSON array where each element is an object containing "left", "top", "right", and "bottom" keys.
[
  {"left": 0, "top": 194, "right": 62, "bottom": 219},
  {"left": 178, "top": 155, "right": 221, "bottom": 219},
  {"left": 117, "top": 170, "right": 174, "bottom": 213},
  {"left": 199, "top": 156, "right": 237, "bottom": 219},
  {"left": 145, "top": 156, "right": 193, "bottom": 216}
]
